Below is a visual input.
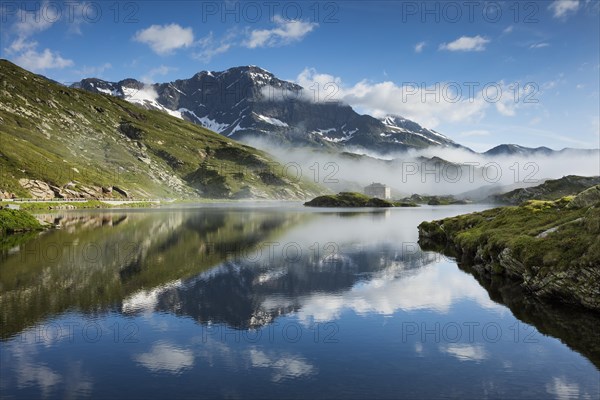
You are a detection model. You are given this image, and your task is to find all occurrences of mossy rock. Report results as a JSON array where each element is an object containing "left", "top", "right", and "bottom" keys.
[
  {"left": 305, "top": 192, "right": 394, "bottom": 207},
  {"left": 118, "top": 121, "right": 146, "bottom": 140}
]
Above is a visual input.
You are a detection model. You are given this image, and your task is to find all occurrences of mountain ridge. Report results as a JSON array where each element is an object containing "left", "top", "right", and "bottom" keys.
[
  {"left": 0, "top": 59, "right": 324, "bottom": 200},
  {"left": 72, "top": 66, "right": 600, "bottom": 157},
  {"left": 72, "top": 66, "right": 466, "bottom": 154}
]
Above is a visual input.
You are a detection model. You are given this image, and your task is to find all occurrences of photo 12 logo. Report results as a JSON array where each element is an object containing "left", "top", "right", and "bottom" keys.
[
  {"left": 199, "top": 1, "right": 340, "bottom": 23},
  {"left": 401, "top": 321, "right": 539, "bottom": 344},
  {"left": 18, "top": 321, "right": 140, "bottom": 344},
  {"left": 1, "top": 1, "right": 141, "bottom": 24},
  {"left": 200, "top": 321, "right": 340, "bottom": 344},
  {"left": 399, "top": 1, "right": 540, "bottom": 24}
]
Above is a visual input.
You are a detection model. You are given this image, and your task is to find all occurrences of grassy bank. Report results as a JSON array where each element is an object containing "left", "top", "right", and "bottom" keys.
[
  {"left": 418, "top": 192, "right": 600, "bottom": 311},
  {"left": 0, "top": 209, "right": 45, "bottom": 234},
  {"left": 1, "top": 200, "right": 158, "bottom": 212}
]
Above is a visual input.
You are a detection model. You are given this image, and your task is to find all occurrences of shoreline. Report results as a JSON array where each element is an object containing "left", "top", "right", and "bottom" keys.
[{"left": 418, "top": 201, "right": 600, "bottom": 312}]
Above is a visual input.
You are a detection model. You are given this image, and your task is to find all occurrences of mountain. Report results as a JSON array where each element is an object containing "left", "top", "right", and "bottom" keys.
[
  {"left": 72, "top": 66, "right": 465, "bottom": 154},
  {"left": 483, "top": 144, "right": 554, "bottom": 156},
  {"left": 455, "top": 180, "right": 547, "bottom": 202},
  {"left": 0, "top": 60, "right": 324, "bottom": 200},
  {"left": 489, "top": 175, "right": 600, "bottom": 205},
  {"left": 483, "top": 144, "right": 599, "bottom": 157}
]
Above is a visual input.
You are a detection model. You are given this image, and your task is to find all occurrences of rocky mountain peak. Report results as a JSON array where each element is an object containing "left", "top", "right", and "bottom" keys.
[{"left": 72, "top": 66, "right": 465, "bottom": 154}]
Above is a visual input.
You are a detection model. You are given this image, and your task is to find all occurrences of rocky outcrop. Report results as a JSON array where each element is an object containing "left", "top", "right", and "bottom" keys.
[
  {"left": 18, "top": 179, "right": 55, "bottom": 199},
  {"left": 112, "top": 186, "right": 129, "bottom": 198},
  {"left": 456, "top": 261, "right": 600, "bottom": 369},
  {"left": 0, "top": 191, "right": 16, "bottom": 199},
  {"left": 495, "top": 247, "right": 600, "bottom": 310},
  {"left": 418, "top": 200, "right": 600, "bottom": 312},
  {"left": 568, "top": 185, "right": 600, "bottom": 208},
  {"left": 16, "top": 178, "right": 131, "bottom": 200}
]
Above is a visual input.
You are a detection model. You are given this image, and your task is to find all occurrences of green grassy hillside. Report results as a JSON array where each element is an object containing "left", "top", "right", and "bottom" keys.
[
  {"left": 0, "top": 60, "right": 324, "bottom": 200},
  {"left": 0, "top": 209, "right": 43, "bottom": 233},
  {"left": 490, "top": 175, "right": 600, "bottom": 205}
]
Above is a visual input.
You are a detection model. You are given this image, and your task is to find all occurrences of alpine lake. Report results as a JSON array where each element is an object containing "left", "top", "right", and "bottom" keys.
[{"left": 1, "top": 203, "right": 598, "bottom": 399}]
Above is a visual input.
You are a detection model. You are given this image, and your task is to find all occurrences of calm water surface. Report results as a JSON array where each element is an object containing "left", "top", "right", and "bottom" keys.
[{"left": 1, "top": 204, "right": 598, "bottom": 399}]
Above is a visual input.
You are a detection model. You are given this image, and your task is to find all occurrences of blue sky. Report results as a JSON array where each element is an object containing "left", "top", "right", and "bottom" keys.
[{"left": 1, "top": 0, "right": 599, "bottom": 151}]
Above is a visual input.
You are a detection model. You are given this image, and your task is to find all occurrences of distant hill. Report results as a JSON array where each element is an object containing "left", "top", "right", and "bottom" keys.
[
  {"left": 483, "top": 144, "right": 598, "bottom": 157},
  {"left": 0, "top": 60, "right": 323, "bottom": 200},
  {"left": 490, "top": 175, "right": 600, "bottom": 205},
  {"left": 483, "top": 144, "right": 554, "bottom": 156}
]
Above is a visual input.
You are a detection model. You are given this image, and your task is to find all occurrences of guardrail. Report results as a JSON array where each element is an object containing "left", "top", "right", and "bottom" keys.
[{"left": 1, "top": 198, "right": 164, "bottom": 203}]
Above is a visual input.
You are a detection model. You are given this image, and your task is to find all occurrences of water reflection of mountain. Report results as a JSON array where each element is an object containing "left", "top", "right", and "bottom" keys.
[
  {"left": 0, "top": 210, "right": 303, "bottom": 339},
  {"left": 4, "top": 207, "right": 599, "bottom": 373},
  {"left": 127, "top": 245, "right": 438, "bottom": 329},
  {"left": 459, "top": 263, "right": 600, "bottom": 369}
]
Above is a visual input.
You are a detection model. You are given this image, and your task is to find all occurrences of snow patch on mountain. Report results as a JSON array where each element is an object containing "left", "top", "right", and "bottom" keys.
[
  {"left": 178, "top": 108, "right": 231, "bottom": 133},
  {"left": 96, "top": 87, "right": 119, "bottom": 96},
  {"left": 122, "top": 86, "right": 183, "bottom": 119},
  {"left": 227, "top": 120, "right": 246, "bottom": 136},
  {"left": 255, "top": 113, "right": 289, "bottom": 127},
  {"left": 313, "top": 128, "right": 336, "bottom": 136}
]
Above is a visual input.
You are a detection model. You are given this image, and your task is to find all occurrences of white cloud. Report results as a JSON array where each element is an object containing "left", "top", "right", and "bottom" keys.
[
  {"left": 193, "top": 31, "right": 234, "bottom": 63},
  {"left": 495, "top": 101, "right": 516, "bottom": 117},
  {"left": 414, "top": 41, "right": 426, "bottom": 53},
  {"left": 440, "top": 344, "right": 488, "bottom": 362},
  {"left": 502, "top": 26, "right": 514, "bottom": 34},
  {"left": 288, "top": 262, "right": 504, "bottom": 323},
  {"left": 130, "top": 17, "right": 317, "bottom": 62},
  {"left": 295, "top": 68, "right": 343, "bottom": 98},
  {"left": 530, "top": 42, "right": 550, "bottom": 49},
  {"left": 11, "top": 2, "right": 58, "bottom": 38},
  {"left": 545, "top": 377, "right": 580, "bottom": 400},
  {"left": 492, "top": 80, "right": 539, "bottom": 117},
  {"left": 7, "top": 344, "right": 65, "bottom": 398},
  {"left": 541, "top": 74, "right": 565, "bottom": 91},
  {"left": 7, "top": 36, "right": 38, "bottom": 53},
  {"left": 294, "top": 69, "right": 541, "bottom": 128},
  {"left": 296, "top": 67, "right": 488, "bottom": 129},
  {"left": 249, "top": 349, "right": 315, "bottom": 382},
  {"left": 13, "top": 48, "right": 73, "bottom": 71},
  {"left": 243, "top": 16, "right": 317, "bottom": 48},
  {"left": 134, "top": 342, "right": 194, "bottom": 373},
  {"left": 439, "top": 35, "right": 490, "bottom": 52},
  {"left": 133, "top": 24, "right": 194, "bottom": 55},
  {"left": 3, "top": 1, "right": 72, "bottom": 72},
  {"left": 548, "top": 0, "right": 580, "bottom": 19}
]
